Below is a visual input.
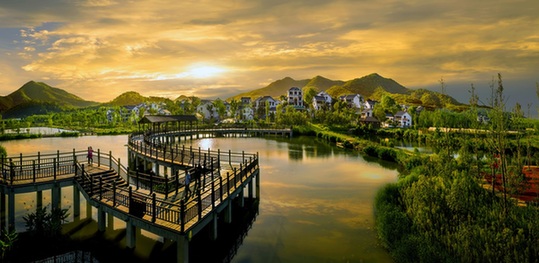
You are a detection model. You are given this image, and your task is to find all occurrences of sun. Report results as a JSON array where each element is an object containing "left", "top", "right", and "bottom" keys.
[{"left": 187, "top": 65, "right": 226, "bottom": 78}]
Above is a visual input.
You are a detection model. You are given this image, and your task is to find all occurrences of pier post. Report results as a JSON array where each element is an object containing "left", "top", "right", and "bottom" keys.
[
  {"left": 97, "top": 206, "right": 106, "bottom": 232},
  {"left": 210, "top": 213, "right": 218, "bottom": 241},
  {"left": 73, "top": 186, "right": 80, "bottom": 219},
  {"left": 248, "top": 178, "right": 253, "bottom": 199},
  {"left": 177, "top": 235, "right": 189, "bottom": 263},
  {"left": 8, "top": 189, "right": 14, "bottom": 229},
  {"left": 51, "top": 184, "right": 61, "bottom": 210},
  {"left": 224, "top": 199, "right": 232, "bottom": 224},
  {"left": 256, "top": 172, "right": 260, "bottom": 200},
  {"left": 36, "top": 190, "right": 43, "bottom": 209},
  {"left": 126, "top": 219, "right": 136, "bottom": 249},
  {"left": 0, "top": 189, "right": 5, "bottom": 229},
  {"left": 107, "top": 213, "right": 114, "bottom": 231},
  {"left": 86, "top": 202, "right": 92, "bottom": 219},
  {"left": 239, "top": 186, "right": 244, "bottom": 208}
]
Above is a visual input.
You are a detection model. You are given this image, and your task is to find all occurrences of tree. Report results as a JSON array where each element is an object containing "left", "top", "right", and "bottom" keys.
[
  {"left": 213, "top": 98, "right": 227, "bottom": 120},
  {"left": 229, "top": 99, "right": 239, "bottom": 121},
  {"left": 380, "top": 95, "right": 400, "bottom": 114},
  {"left": 304, "top": 87, "right": 318, "bottom": 110}
]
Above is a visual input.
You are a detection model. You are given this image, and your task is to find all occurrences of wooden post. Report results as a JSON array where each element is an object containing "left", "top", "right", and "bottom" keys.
[
  {"left": 99, "top": 176, "right": 103, "bottom": 200},
  {"left": 32, "top": 160, "right": 36, "bottom": 183},
  {"left": 165, "top": 173, "right": 169, "bottom": 199},
  {"left": 113, "top": 180, "right": 117, "bottom": 207},
  {"left": 197, "top": 187, "right": 202, "bottom": 220},
  {"left": 219, "top": 176, "right": 223, "bottom": 202},
  {"left": 109, "top": 151, "right": 112, "bottom": 170},
  {"left": 9, "top": 158, "right": 13, "bottom": 185},
  {"left": 136, "top": 170, "right": 140, "bottom": 190},
  {"left": 97, "top": 149, "right": 101, "bottom": 167},
  {"left": 180, "top": 199, "right": 185, "bottom": 233},
  {"left": 150, "top": 171, "right": 153, "bottom": 194},
  {"left": 152, "top": 193, "right": 156, "bottom": 223},
  {"left": 53, "top": 158, "right": 57, "bottom": 181}
]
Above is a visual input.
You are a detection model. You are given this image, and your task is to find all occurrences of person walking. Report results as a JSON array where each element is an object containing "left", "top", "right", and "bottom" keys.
[
  {"left": 184, "top": 170, "right": 192, "bottom": 198},
  {"left": 87, "top": 146, "right": 94, "bottom": 165}
]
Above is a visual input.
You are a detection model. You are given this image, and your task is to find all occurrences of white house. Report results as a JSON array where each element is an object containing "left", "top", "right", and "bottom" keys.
[
  {"left": 361, "top": 108, "right": 374, "bottom": 118},
  {"left": 241, "top": 106, "right": 254, "bottom": 121},
  {"left": 364, "top": 99, "right": 377, "bottom": 110},
  {"left": 288, "top": 87, "right": 304, "bottom": 108},
  {"left": 254, "top": 96, "right": 279, "bottom": 110},
  {"left": 312, "top": 91, "right": 332, "bottom": 110},
  {"left": 339, "top": 94, "right": 363, "bottom": 108},
  {"left": 317, "top": 91, "right": 332, "bottom": 104},
  {"left": 394, "top": 111, "right": 412, "bottom": 128},
  {"left": 197, "top": 100, "right": 216, "bottom": 120},
  {"left": 240, "top": 97, "right": 251, "bottom": 105}
]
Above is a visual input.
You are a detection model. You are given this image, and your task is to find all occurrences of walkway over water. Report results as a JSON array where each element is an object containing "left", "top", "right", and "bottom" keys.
[{"left": 1, "top": 116, "right": 262, "bottom": 263}]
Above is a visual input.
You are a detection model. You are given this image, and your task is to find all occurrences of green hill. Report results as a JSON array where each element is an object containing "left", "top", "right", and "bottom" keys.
[
  {"left": 105, "top": 91, "right": 148, "bottom": 106},
  {"left": 228, "top": 77, "right": 310, "bottom": 101},
  {"left": 227, "top": 73, "right": 462, "bottom": 109},
  {"left": 326, "top": 73, "right": 409, "bottom": 98},
  {"left": 0, "top": 81, "right": 98, "bottom": 116}
]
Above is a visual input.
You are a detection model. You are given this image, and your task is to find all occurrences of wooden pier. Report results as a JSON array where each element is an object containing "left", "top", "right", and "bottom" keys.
[{"left": 0, "top": 115, "right": 262, "bottom": 263}]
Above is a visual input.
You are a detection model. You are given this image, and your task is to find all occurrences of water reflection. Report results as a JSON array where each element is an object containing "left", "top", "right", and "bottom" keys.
[{"left": 2, "top": 135, "right": 397, "bottom": 263}]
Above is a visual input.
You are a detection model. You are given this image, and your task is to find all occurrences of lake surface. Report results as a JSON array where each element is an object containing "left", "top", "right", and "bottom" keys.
[{"left": 1, "top": 135, "right": 397, "bottom": 263}]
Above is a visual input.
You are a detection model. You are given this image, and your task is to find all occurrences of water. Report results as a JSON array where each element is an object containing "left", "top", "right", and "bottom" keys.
[{"left": 1, "top": 135, "right": 397, "bottom": 263}]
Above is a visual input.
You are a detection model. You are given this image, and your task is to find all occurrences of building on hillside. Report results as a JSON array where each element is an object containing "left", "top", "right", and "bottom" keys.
[
  {"left": 394, "top": 111, "right": 412, "bottom": 128},
  {"left": 359, "top": 116, "right": 381, "bottom": 129},
  {"left": 106, "top": 102, "right": 169, "bottom": 123},
  {"left": 197, "top": 100, "right": 217, "bottom": 120},
  {"left": 364, "top": 99, "right": 377, "bottom": 110},
  {"left": 312, "top": 91, "right": 332, "bottom": 110},
  {"left": 253, "top": 96, "right": 279, "bottom": 118},
  {"left": 254, "top": 96, "right": 279, "bottom": 109},
  {"left": 288, "top": 87, "right": 304, "bottom": 109},
  {"left": 312, "top": 95, "right": 327, "bottom": 110},
  {"left": 361, "top": 108, "right": 374, "bottom": 118},
  {"left": 317, "top": 91, "right": 332, "bottom": 104},
  {"left": 339, "top": 94, "right": 363, "bottom": 108},
  {"left": 241, "top": 106, "right": 254, "bottom": 121},
  {"left": 240, "top": 97, "right": 251, "bottom": 105}
]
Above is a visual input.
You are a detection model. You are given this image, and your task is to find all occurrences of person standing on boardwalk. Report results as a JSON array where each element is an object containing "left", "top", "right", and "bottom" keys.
[
  {"left": 87, "top": 146, "right": 93, "bottom": 165},
  {"left": 184, "top": 170, "right": 192, "bottom": 198}
]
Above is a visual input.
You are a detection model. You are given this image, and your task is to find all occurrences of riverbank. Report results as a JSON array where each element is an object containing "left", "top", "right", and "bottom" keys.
[{"left": 294, "top": 123, "right": 539, "bottom": 263}]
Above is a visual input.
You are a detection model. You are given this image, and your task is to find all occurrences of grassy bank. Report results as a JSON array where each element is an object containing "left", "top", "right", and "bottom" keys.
[{"left": 295, "top": 123, "right": 539, "bottom": 263}]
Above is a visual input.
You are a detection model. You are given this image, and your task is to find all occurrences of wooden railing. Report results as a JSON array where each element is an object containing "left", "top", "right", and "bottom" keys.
[
  {"left": 74, "top": 155, "right": 259, "bottom": 233},
  {"left": 0, "top": 149, "right": 124, "bottom": 186}
]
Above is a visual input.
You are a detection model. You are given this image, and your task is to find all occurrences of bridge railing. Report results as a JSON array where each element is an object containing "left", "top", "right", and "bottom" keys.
[
  {"left": 0, "top": 149, "right": 124, "bottom": 186},
  {"left": 75, "top": 153, "right": 259, "bottom": 233}
]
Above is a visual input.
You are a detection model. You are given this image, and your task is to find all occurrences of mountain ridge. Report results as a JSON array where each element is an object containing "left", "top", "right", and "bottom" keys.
[{"left": 1, "top": 73, "right": 463, "bottom": 118}]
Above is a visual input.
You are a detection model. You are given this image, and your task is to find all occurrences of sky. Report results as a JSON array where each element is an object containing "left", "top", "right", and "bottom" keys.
[{"left": 0, "top": 0, "right": 538, "bottom": 114}]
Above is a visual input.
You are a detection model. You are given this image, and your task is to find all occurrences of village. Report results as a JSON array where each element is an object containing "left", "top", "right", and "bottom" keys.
[{"left": 109, "top": 87, "right": 414, "bottom": 129}]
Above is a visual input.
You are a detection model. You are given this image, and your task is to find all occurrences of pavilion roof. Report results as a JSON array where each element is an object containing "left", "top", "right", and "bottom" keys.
[{"left": 139, "top": 115, "right": 197, "bottom": 124}]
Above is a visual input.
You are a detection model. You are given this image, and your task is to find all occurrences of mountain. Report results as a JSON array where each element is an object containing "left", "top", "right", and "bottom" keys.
[
  {"left": 0, "top": 81, "right": 98, "bottom": 116},
  {"left": 106, "top": 91, "right": 148, "bottom": 106},
  {"left": 304, "top": 75, "right": 345, "bottom": 91},
  {"left": 227, "top": 73, "right": 408, "bottom": 101},
  {"left": 228, "top": 77, "right": 310, "bottom": 101},
  {"left": 226, "top": 73, "right": 462, "bottom": 109},
  {"left": 326, "top": 73, "right": 409, "bottom": 98}
]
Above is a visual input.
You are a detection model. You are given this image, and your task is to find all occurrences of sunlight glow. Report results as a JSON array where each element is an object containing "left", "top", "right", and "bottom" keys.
[{"left": 186, "top": 65, "right": 226, "bottom": 78}]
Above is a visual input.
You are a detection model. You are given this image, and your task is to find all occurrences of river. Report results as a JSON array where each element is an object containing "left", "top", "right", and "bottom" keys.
[{"left": 1, "top": 135, "right": 397, "bottom": 263}]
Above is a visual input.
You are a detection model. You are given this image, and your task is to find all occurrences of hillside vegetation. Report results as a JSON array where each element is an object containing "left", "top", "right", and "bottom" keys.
[{"left": 0, "top": 73, "right": 464, "bottom": 118}]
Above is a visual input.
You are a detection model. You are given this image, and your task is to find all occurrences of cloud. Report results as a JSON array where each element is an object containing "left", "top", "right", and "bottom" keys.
[{"left": 0, "top": 0, "right": 538, "bottom": 102}]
